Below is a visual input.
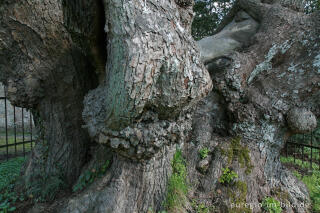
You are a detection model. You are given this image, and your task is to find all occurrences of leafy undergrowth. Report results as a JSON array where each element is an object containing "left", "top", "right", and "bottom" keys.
[
  {"left": 219, "top": 167, "right": 238, "bottom": 184},
  {"left": 0, "top": 158, "right": 25, "bottom": 192},
  {"left": 0, "top": 131, "right": 33, "bottom": 159},
  {"left": 0, "top": 157, "right": 26, "bottom": 212},
  {"left": 73, "top": 160, "right": 110, "bottom": 192},
  {"left": 262, "top": 197, "right": 282, "bottom": 213},
  {"left": 302, "top": 171, "right": 320, "bottom": 212},
  {"left": 281, "top": 156, "right": 320, "bottom": 212},
  {"left": 280, "top": 156, "right": 319, "bottom": 170}
]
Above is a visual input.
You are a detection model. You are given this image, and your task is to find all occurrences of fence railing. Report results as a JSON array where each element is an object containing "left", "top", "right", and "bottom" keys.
[
  {"left": 283, "top": 132, "right": 320, "bottom": 171},
  {"left": 0, "top": 85, "right": 34, "bottom": 161}
]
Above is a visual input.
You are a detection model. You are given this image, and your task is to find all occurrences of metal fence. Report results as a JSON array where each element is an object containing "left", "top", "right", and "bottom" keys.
[
  {"left": 0, "top": 85, "right": 34, "bottom": 161},
  {"left": 283, "top": 132, "right": 320, "bottom": 170}
]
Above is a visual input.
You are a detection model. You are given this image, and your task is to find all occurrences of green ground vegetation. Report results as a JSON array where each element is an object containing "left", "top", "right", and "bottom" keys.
[
  {"left": 280, "top": 156, "right": 319, "bottom": 170},
  {"left": 280, "top": 156, "right": 320, "bottom": 212},
  {"left": 198, "top": 147, "right": 210, "bottom": 159},
  {"left": 191, "top": 199, "right": 214, "bottom": 213},
  {"left": 73, "top": 160, "right": 110, "bottom": 192},
  {"left": 227, "top": 180, "right": 251, "bottom": 213},
  {"left": 0, "top": 157, "right": 25, "bottom": 191},
  {"left": 220, "top": 137, "right": 253, "bottom": 175},
  {"left": 165, "top": 149, "right": 188, "bottom": 212},
  {"left": 0, "top": 157, "right": 26, "bottom": 213},
  {"left": 262, "top": 197, "right": 282, "bottom": 213},
  {"left": 0, "top": 130, "right": 33, "bottom": 157},
  {"left": 219, "top": 167, "right": 238, "bottom": 184}
]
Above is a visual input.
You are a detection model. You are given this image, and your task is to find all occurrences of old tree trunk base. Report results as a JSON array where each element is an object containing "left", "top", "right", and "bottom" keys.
[
  {"left": 0, "top": 0, "right": 319, "bottom": 212},
  {"left": 192, "top": 1, "right": 319, "bottom": 212}
]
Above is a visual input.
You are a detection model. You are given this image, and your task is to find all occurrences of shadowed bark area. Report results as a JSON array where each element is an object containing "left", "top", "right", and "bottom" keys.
[
  {"left": 0, "top": 0, "right": 101, "bottom": 187},
  {"left": 60, "top": 146, "right": 176, "bottom": 213}
]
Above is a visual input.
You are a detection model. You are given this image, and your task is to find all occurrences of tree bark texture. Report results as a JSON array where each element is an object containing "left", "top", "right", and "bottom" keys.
[
  {"left": 58, "top": 145, "right": 176, "bottom": 213},
  {"left": 0, "top": 0, "right": 211, "bottom": 211},
  {"left": 193, "top": 1, "right": 319, "bottom": 212},
  {"left": 0, "top": 0, "right": 101, "bottom": 186},
  {"left": 82, "top": 0, "right": 212, "bottom": 160},
  {"left": 0, "top": 0, "right": 319, "bottom": 213}
]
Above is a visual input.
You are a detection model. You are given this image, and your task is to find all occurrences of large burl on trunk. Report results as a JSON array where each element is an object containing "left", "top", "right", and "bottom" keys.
[{"left": 0, "top": 0, "right": 319, "bottom": 212}]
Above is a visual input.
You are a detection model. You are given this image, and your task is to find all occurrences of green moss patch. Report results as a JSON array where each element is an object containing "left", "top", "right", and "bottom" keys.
[
  {"left": 227, "top": 180, "right": 251, "bottom": 213},
  {"left": 281, "top": 156, "right": 320, "bottom": 212},
  {"left": 221, "top": 137, "right": 253, "bottom": 174},
  {"left": 165, "top": 149, "right": 188, "bottom": 212}
]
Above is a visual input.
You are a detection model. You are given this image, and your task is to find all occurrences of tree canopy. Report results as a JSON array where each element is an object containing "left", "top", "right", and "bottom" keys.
[
  {"left": 192, "top": 0, "right": 235, "bottom": 40},
  {"left": 192, "top": 0, "right": 320, "bottom": 40}
]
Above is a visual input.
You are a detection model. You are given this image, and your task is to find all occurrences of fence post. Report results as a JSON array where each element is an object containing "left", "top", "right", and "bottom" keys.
[
  {"left": 14, "top": 106, "right": 17, "bottom": 157},
  {"left": 22, "top": 108, "right": 25, "bottom": 157},
  {"left": 0, "top": 86, "right": 35, "bottom": 161},
  {"left": 301, "top": 145, "right": 304, "bottom": 163},
  {"left": 30, "top": 112, "right": 33, "bottom": 149},
  {"left": 4, "top": 87, "right": 8, "bottom": 161},
  {"left": 293, "top": 144, "right": 296, "bottom": 163},
  {"left": 310, "top": 131, "right": 313, "bottom": 170}
]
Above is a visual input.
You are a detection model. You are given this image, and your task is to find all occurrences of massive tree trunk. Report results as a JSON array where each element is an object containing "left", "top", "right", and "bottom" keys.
[
  {"left": 0, "top": 0, "right": 212, "bottom": 210},
  {"left": 0, "top": 0, "right": 319, "bottom": 212},
  {"left": 193, "top": 1, "right": 319, "bottom": 213},
  {"left": 0, "top": 0, "right": 101, "bottom": 188}
]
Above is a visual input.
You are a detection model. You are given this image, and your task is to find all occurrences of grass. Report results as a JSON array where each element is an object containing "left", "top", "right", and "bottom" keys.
[
  {"left": 301, "top": 171, "right": 320, "bottom": 212},
  {"left": 0, "top": 157, "right": 25, "bottom": 191},
  {"left": 0, "top": 157, "right": 26, "bottom": 212},
  {"left": 0, "top": 132, "right": 33, "bottom": 158},
  {"left": 281, "top": 156, "right": 320, "bottom": 212},
  {"left": 287, "top": 146, "right": 320, "bottom": 161},
  {"left": 165, "top": 149, "right": 188, "bottom": 212},
  {"left": 280, "top": 156, "right": 319, "bottom": 170},
  {"left": 302, "top": 147, "right": 320, "bottom": 161}
]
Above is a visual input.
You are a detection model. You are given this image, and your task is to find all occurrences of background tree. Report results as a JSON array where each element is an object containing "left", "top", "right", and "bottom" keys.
[
  {"left": 306, "top": 0, "right": 320, "bottom": 13},
  {"left": 192, "top": 0, "right": 320, "bottom": 40},
  {"left": 192, "top": 0, "right": 235, "bottom": 40}
]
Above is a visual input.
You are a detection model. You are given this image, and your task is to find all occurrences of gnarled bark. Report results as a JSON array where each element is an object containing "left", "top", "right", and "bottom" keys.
[
  {"left": 1, "top": 0, "right": 211, "bottom": 210},
  {"left": 0, "top": 0, "right": 319, "bottom": 212},
  {"left": 0, "top": 0, "right": 101, "bottom": 187},
  {"left": 192, "top": 2, "right": 319, "bottom": 212}
]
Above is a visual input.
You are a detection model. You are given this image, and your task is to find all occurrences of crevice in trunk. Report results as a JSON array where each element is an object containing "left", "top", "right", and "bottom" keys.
[
  {"left": 19, "top": 0, "right": 108, "bottom": 201},
  {"left": 62, "top": 0, "right": 108, "bottom": 83},
  {"left": 90, "top": 0, "right": 108, "bottom": 83}
]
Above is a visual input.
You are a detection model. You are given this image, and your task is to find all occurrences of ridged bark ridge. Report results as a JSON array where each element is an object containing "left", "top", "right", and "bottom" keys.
[{"left": 83, "top": 0, "right": 212, "bottom": 159}]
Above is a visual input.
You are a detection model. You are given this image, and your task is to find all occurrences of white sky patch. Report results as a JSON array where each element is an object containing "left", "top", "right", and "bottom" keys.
[{"left": 314, "top": 54, "right": 320, "bottom": 74}]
